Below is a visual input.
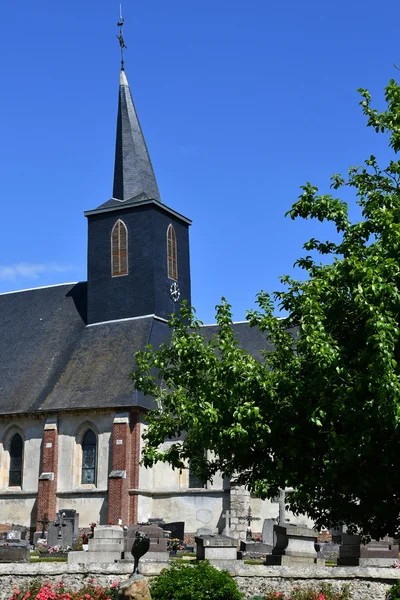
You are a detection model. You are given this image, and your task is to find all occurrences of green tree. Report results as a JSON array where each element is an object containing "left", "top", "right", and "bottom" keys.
[{"left": 131, "top": 80, "right": 400, "bottom": 539}]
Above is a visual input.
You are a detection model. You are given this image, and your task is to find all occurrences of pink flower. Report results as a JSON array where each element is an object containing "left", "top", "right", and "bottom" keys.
[{"left": 318, "top": 594, "right": 325, "bottom": 600}]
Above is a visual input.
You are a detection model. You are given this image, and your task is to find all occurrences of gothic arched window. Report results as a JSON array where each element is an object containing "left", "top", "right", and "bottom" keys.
[
  {"left": 167, "top": 224, "right": 178, "bottom": 280},
  {"left": 81, "top": 429, "right": 97, "bottom": 485},
  {"left": 9, "top": 433, "right": 23, "bottom": 487},
  {"left": 111, "top": 219, "right": 128, "bottom": 277}
]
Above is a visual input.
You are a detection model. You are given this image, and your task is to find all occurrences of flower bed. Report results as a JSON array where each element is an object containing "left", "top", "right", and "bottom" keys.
[{"left": 9, "top": 579, "right": 119, "bottom": 600}]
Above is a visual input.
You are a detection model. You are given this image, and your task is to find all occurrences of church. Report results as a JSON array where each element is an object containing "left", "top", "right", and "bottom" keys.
[{"left": 0, "top": 40, "right": 309, "bottom": 541}]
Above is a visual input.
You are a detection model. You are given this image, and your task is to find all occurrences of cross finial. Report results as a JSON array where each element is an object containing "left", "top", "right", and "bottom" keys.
[{"left": 117, "top": 4, "right": 127, "bottom": 71}]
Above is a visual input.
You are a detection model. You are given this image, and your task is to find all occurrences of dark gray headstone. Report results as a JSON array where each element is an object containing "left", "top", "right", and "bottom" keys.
[
  {"left": 47, "top": 520, "right": 73, "bottom": 549},
  {"left": 160, "top": 522, "right": 184, "bottom": 541},
  {"left": 7, "top": 530, "right": 22, "bottom": 542},
  {"left": 126, "top": 525, "right": 168, "bottom": 554},
  {"left": 60, "top": 510, "right": 79, "bottom": 536}
]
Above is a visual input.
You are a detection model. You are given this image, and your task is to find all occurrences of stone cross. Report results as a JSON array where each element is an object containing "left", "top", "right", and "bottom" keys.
[
  {"left": 222, "top": 510, "right": 232, "bottom": 536},
  {"left": 239, "top": 507, "right": 260, "bottom": 540},
  {"left": 272, "top": 488, "right": 293, "bottom": 524},
  {"left": 54, "top": 512, "right": 66, "bottom": 540}
]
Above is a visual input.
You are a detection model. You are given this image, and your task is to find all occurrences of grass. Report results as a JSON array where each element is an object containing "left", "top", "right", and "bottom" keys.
[{"left": 30, "top": 557, "right": 68, "bottom": 562}]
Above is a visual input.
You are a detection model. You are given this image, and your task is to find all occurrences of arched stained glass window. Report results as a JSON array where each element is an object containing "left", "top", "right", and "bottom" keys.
[
  {"left": 81, "top": 429, "right": 97, "bottom": 485},
  {"left": 111, "top": 220, "right": 128, "bottom": 276},
  {"left": 167, "top": 224, "right": 178, "bottom": 280},
  {"left": 9, "top": 434, "right": 23, "bottom": 487}
]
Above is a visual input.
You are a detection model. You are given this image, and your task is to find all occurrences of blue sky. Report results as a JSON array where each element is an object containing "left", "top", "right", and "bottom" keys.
[{"left": 0, "top": 0, "right": 399, "bottom": 323}]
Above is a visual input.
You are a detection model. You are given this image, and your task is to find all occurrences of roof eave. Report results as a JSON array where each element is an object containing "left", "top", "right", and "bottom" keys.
[{"left": 84, "top": 197, "right": 192, "bottom": 225}]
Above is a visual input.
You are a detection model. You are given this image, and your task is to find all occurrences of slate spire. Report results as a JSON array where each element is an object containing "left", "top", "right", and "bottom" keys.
[{"left": 112, "top": 70, "right": 161, "bottom": 202}]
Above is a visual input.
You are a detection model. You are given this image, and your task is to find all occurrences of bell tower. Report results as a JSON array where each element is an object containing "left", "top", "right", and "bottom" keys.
[{"left": 85, "top": 16, "right": 191, "bottom": 325}]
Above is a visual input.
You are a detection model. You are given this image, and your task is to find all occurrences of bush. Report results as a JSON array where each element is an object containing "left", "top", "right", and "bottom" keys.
[
  {"left": 248, "top": 585, "right": 351, "bottom": 600},
  {"left": 9, "top": 579, "right": 119, "bottom": 600},
  {"left": 387, "top": 580, "right": 400, "bottom": 600},
  {"left": 150, "top": 560, "right": 244, "bottom": 600}
]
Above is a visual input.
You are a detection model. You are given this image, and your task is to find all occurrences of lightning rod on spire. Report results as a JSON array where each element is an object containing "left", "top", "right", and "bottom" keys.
[{"left": 117, "top": 4, "right": 127, "bottom": 71}]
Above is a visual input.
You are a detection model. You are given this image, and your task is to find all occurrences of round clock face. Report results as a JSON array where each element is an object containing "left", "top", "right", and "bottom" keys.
[{"left": 170, "top": 281, "right": 180, "bottom": 302}]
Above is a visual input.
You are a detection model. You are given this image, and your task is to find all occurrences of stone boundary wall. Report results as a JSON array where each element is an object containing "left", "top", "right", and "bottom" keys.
[{"left": 1, "top": 563, "right": 400, "bottom": 600}]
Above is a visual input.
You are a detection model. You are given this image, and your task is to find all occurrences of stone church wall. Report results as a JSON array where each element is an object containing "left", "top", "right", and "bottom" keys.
[{"left": 0, "top": 416, "right": 45, "bottom": 527}]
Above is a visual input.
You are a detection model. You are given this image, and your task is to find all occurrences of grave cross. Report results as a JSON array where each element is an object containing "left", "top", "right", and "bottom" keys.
[
  {"left": 54, "top": 512, "right": 67, "bottom": 539},
  {"left": 239, "top": 507, "right": 260, "bottom": 541},
  {"left": 222, "top": 510, "right": 232, "bottom": 536},
  {"left": 271, "top": 488, "right": 293, "bottom": 524},
  {"left": 37, "top": 513, "right": 50, "bottom": 538}
]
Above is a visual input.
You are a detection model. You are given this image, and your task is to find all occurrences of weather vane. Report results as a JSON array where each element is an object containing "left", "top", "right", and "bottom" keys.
[{"left": 117, "top": 4, "right": 127, "bottom": 71}]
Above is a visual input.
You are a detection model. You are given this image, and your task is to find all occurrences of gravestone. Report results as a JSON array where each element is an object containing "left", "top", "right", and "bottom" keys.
[
  {"left": 316, "top": 541, "right": 340, "bottom": 560},
  {"left": 60, "top": 509, "right": 79, "bottom": 538},
  {"left": 69, "top": 525, "right": 124, "bottom": 564},
  {"left": 47, "top": 512, "right": 74, "bottom": 549},
  {"left": 0, "top": 541, "right": 30, "bottom": 562},
  {"left": 265, "top": 524, "right": 324, "bottom": 566},
  {"left": 125, "top": 525, "right": 168, "bottom": 562},
  {"left": 337, "top": 534, "right": 399, "bottom": 566},
  {"left": 7, "top": 530, "right": 22, "bottom": 542},
  {"left": 262, "top": 518, "right": 277, "bottom": 547},
  {"left": 195, "top": 534, "right": 239, "bottom": 564},
  {"left": 196, "top": 527, "right": 213, "bottom": 537},
  {"left": 159, "top": 521, "right": 184, "bottom": 542},
  {"left": 0, "top": 529, "right": 30, "bottom": 562}
]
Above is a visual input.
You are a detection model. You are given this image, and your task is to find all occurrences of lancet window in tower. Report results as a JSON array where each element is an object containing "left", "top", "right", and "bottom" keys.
[
  {"left": 111, "top": 219, "right": 128, "bottom": 277},
  {"left": 9, "top": 433, "right": 23, "bottom": 487},
  {"left": 167, "top": 224, "right": 178, "bottom": 280},
  {"left": 81, "top": 429, "right": 97, "bottom": 485}
]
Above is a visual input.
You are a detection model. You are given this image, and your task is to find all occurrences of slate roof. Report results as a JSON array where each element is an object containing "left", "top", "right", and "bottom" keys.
[
  {"left": 0, "top": 283, "right": 165, "bottom": 415},
  {"left": 112, "top": 70, "right": 161, "bottom": 202},
  {"left": 0, "top": 284, "right": 275, "bottom": 416}
]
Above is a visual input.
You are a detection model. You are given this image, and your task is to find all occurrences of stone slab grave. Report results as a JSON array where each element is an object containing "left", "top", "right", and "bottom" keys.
[
  {"left": 337, "top": 534, "right": 399, "bottom": 566},
  {"left": 124, "top": 525, "right": 169, "bottom": 563},
  {"left": 265, "top": 524, "right": 324, "bottom": 566},
  {"left": 47, "top": 511, "right": 76, "bottom": 550},
  {"left": 195, "top": 534, "right": 239, "bottom": 564},
  {"left": 238, "top": 518, "right": 275, "bottom": 559},
  {"left": 68, "top": 525, "right": 124, "bottom": 564},
  {"left": 0, "top": 528, "right": 30, "bottom": 562}
]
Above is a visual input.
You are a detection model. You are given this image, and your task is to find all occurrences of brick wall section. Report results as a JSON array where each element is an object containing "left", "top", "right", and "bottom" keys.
[
  {"left": 129, "top": 409, "right": 141, "bottom": 524},
  {"left": 36, "top": 423, "right": 58, "bottom": 530},
  {"left": 108, "top": 418, "right": 130, "bottom": 525}
]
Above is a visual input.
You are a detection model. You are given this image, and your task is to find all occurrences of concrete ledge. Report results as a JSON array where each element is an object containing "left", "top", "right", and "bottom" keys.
[{"left": 3, "top": 563, "right": 400, "bottom": 579}]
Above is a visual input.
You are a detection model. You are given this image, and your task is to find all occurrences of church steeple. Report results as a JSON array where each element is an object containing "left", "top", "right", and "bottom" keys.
[
  {"left": 112, "top": 70, "right": 161, "bottom": 202},
  {"left": 85, "top": 12, "right": 191, "bottom": 326}
]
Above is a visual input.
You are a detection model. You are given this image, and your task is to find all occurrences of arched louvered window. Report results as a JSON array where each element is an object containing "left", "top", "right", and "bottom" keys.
[
  {"left": 9, "top": 434, "right": 23, "bottom": 487},
  {"left": 111, "top": 220, "right": 128, "bottom": 277},
  {"left": 81, "top": 429, "right": 97, "bottom": 485},
  {"left": 167, "top": 224, "right": 178, "bottom": 280}
]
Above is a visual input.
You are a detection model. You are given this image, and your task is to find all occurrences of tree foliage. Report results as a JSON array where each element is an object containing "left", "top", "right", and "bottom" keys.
[{"left": 131, "top": 80, "right": 400, "bottom": 538}]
